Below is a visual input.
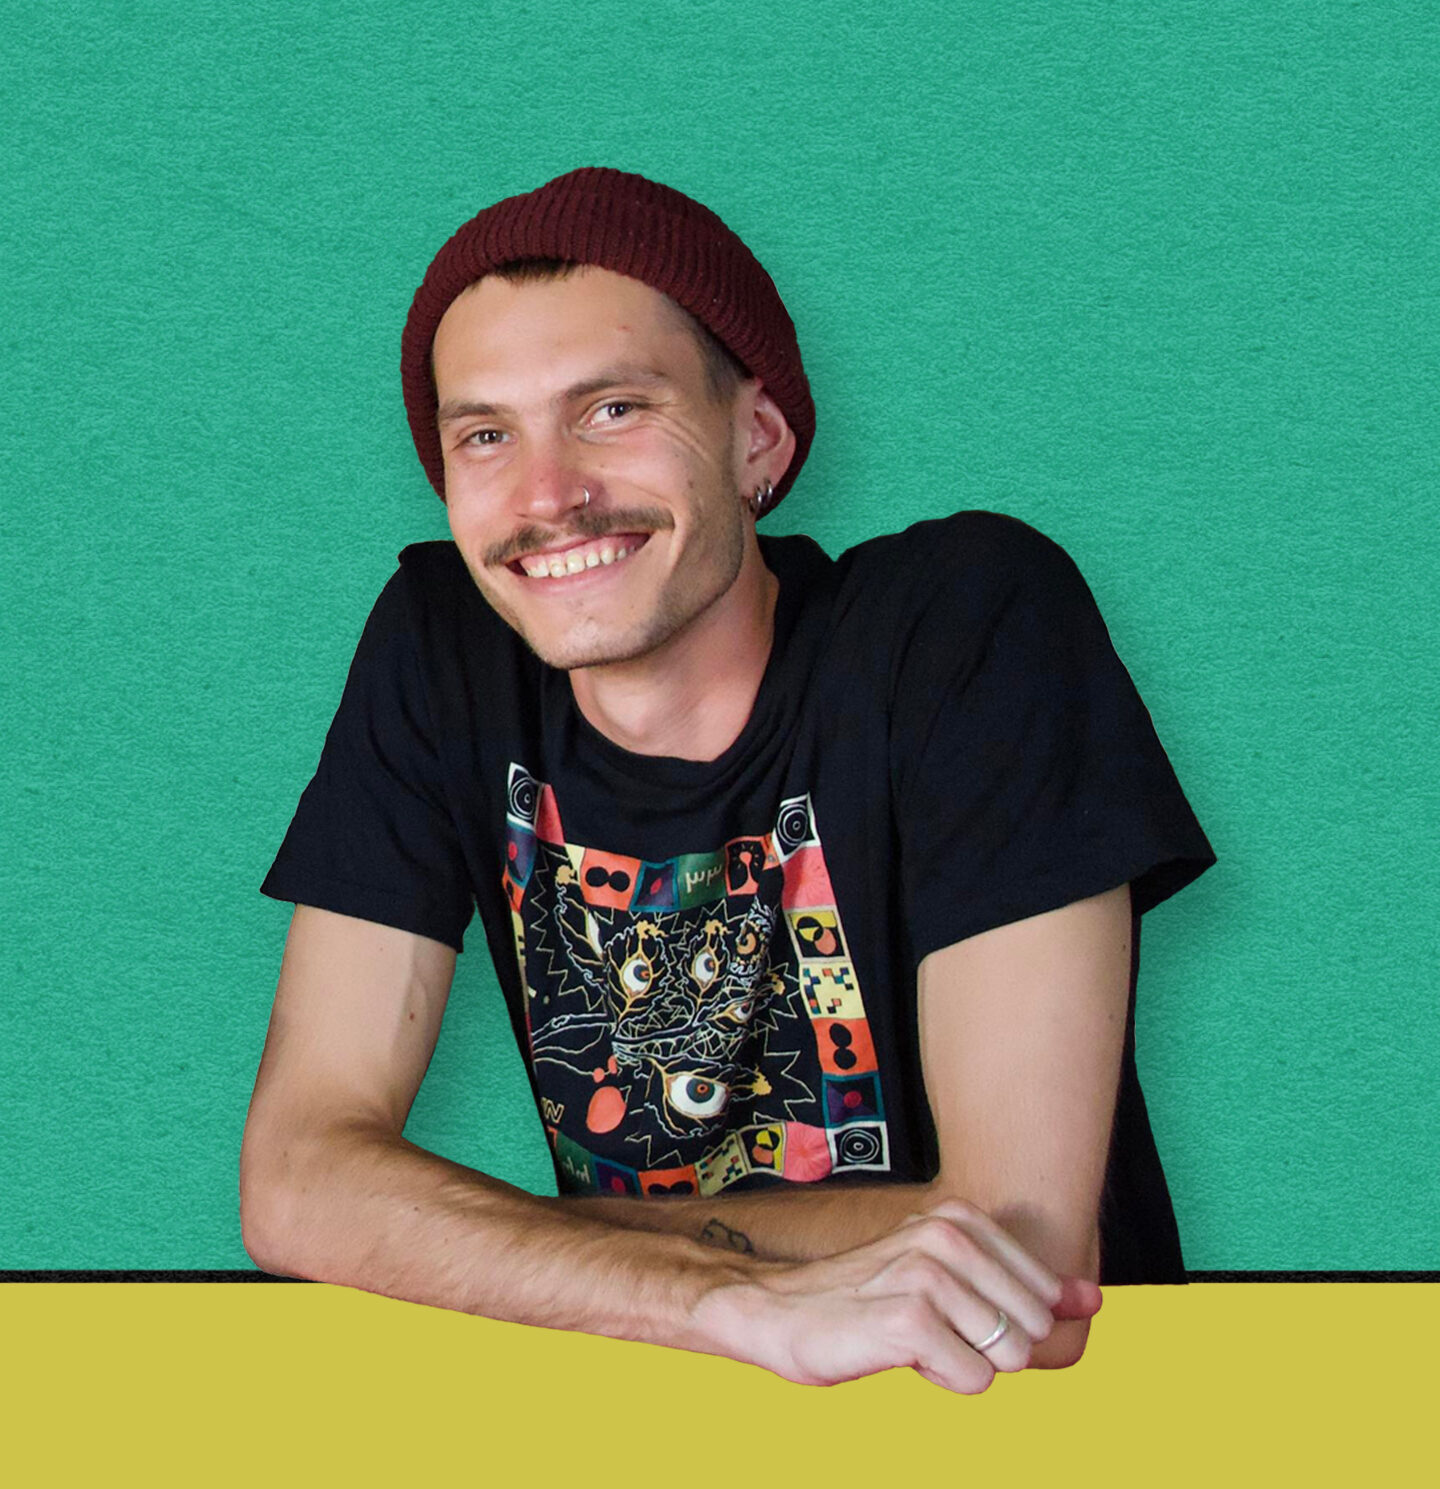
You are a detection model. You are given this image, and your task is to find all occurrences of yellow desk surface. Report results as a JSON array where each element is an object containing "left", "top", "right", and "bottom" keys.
[{"left": 2, "top": 1283, "right": 1430, "bottom": 1484}]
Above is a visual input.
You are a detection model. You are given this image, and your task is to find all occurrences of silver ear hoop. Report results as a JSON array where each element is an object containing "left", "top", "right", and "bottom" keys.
[{"left": 748, "top": 479, "right": 775, "bottom": 517}]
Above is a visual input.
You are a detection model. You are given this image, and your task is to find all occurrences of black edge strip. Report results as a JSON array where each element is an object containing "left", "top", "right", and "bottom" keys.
[
  {"left": 1, "top": 1269, "right": 1436, "bottom": 1283},
  {"left": 0, "top": 1270, "right": 309, "bottom": 1282},
  {"left": 1186, "top": 1270, "right": 1439, "bottom": 1282}
]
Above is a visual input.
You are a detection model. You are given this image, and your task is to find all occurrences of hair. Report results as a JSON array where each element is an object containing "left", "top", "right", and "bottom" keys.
[{"left": 483, "top": 257, "right": 752, "bottom": 403}]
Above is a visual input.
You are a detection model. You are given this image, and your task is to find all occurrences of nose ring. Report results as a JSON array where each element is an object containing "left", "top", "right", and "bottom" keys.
[{"left": 582, "top": 487, "right": 591, "bottom": 508}]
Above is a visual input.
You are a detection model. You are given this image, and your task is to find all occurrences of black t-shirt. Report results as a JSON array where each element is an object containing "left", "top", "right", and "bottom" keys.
[{"left": 262, "top": 510, "right": 1215, "bottom": 1283}]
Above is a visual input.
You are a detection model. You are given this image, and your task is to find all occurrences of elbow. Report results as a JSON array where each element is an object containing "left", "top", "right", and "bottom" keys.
[
  {"left": 1030, "top": 1318, "right": 1092, "bottom": 1369},
  {"left": 239, "top": 1192, "right": 293, "bottom": 1278},
  {"left": 239, "top": 1169, "right": 291, "bottom": 1278},
  {"left": 239, "top": 1109, "right": 391, "bottom": 1281},
  {"left": 239, "top": 1122, "right": 309, "bottom": 1278}
]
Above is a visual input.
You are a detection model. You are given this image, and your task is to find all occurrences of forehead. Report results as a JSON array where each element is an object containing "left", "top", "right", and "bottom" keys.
[{"left": 431, "top": 266, "right": 703, "bottom": 394}]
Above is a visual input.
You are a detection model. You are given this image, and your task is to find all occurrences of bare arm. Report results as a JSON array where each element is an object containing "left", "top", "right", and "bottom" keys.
[
  {"left": 916, "top": 883, "right": 1132, "bottom": 1364},
  {"left": 578, "top": 885, "right": 1133, "bottom": 1367},
  {"left": 581, "top": 1175, "right": 936, "bottom": 1262},
  {"left": 241, "top": 905, "right": 1085, "bottom": 1391},
  {"left": 240, "top": 906, "right": 750, "bottom": 1349}
]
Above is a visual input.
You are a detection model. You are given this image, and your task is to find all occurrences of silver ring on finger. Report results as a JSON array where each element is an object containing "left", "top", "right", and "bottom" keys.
[{"left": 974, "top": 1311, "right": 1010, "bottom": 1352}]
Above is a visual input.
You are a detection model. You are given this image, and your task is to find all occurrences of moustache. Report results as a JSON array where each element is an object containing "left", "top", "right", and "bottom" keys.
[{"left": 486, "top": 505, "right": 675, "bottom": 567}]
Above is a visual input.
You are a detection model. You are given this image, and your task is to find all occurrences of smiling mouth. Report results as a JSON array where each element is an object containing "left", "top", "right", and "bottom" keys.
[{"left": 507, "top": 533, "right": 651, "bottom": 580}]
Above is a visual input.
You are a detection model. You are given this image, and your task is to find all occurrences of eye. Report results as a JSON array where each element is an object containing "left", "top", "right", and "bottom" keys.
[
  {"left": 691, "top": 948, "right": 719, "bottom": 988},
  {"left": 462, "top": 428, "right": 506, "bottom": 447},
  {"left": 666, "top": 1072, "right": 729, "bottom": 1119},
  {"left": 590, "top": 399, "right": 641, "bottom": 426},
  {"left": 722, "top": 997, "right": 755, "bottom": 1024},
  {"left": 619, "top": 953, "right": 653, "bottom": 996}
]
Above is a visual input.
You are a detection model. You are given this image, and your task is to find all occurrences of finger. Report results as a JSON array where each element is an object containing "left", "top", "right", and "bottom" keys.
[
  {"left": 892, "top": 1302, "right": 997, "bottom": 1396},
  {"left": 894, "top": 1218, "right": 1056, "bottom": 1341},
  {"left": 926, "top": 1203, "right": 1102, "bottom": 1325},
  {"left": 1054, "top": 1274, "right": 1103, "bottom": 1321},
  {"left": 922, "top": 1199, "right": 1065, "bottom": 1306},
  {"left": 929, "top": 1280, "right": 1034, "bottom": 1374},
  {"left": 867, "top": 1250, "right": 1037, "bottom": 1371}
]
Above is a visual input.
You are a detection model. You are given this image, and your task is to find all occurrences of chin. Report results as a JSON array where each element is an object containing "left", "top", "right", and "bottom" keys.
[
  {"left": 521, "top": 618, "right": 679, "bottom": 673},
  {"left": 469, "top": 527, "right": 746, "bottom": 673},
  {"left": 517, "top": 577, "right": 737, "bottom": 672}
]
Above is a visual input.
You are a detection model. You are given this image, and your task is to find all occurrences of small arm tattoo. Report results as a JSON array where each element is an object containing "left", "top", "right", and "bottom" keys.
[{"left": 698, "top": 1217, "right": 755, "bottom": 1254}]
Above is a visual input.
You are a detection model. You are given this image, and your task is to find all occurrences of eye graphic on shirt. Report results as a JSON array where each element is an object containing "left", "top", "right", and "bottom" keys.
[
  {"left": 720, "top": 995, "right": 756, "bottom": 1025},
  {"left": 665, "top": 1072, "right": 730, "bottom": 1119},
  {"left": 619, "top": 951, "right": 654, "bottom": 997},
  {"left": 607, "top": 920, "right": 663, "bottom": 1011},
  {"left": 688, "top": 918, "right": 728, "bottom": 992}
]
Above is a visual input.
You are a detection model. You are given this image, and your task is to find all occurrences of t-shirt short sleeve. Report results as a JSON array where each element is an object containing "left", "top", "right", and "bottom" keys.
[
  {"left": 260, "top": 563, "right": 475, "bottom": 952},
  {"left": 890, "top": 514, "right": 1215, "bottom": 964}
]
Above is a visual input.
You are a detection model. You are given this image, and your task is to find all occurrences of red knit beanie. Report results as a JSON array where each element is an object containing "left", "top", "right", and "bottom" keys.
[{"left": 401, "top": 167, "right": 814, "bottom": 512}]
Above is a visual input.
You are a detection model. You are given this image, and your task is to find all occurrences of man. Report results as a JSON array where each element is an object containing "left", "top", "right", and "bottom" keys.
[{"left": 242, "top": 167, "right": 1214, "bottom": 1394}]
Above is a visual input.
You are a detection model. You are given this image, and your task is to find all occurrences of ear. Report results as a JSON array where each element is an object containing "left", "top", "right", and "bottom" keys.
[{"left": 737, "top": 385, "right": 797, "bottom": 493}]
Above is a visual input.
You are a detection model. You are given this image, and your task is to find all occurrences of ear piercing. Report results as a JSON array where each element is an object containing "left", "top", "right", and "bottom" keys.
[{"left": 748, "top": 479, "right": 775, "bottom": 517}]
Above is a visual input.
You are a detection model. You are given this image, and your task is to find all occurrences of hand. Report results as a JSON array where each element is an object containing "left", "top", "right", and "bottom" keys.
[{"left": 693, "top": 1197, "right": 1103, "bottom": 1393}]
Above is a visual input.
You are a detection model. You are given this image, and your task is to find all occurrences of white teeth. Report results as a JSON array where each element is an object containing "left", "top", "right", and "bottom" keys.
[{"left": 520, "top": 537, "right": 642, "bottom": 577}]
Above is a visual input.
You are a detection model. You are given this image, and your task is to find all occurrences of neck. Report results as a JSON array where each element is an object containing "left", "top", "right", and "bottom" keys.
[{"left": 568, "top": 544, "right": 780, "bottom": 762}]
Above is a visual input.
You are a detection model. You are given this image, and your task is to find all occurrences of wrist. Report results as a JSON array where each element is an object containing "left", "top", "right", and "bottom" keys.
[{"left": 686, "top": 1269, "right": 787, "bottom": 1370}]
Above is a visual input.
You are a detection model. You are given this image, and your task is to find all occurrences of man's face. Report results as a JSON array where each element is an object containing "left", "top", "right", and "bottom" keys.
[{"left": 433, "top": 267, "right": 760, "bottom": 672}]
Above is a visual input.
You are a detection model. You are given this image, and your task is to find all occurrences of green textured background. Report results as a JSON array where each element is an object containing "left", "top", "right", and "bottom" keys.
[{"left": 3, "top": 0, "right": 1435, "bottom": 1271}]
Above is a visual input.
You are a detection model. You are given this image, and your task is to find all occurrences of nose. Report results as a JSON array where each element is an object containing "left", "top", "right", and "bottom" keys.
[{"left": 509, "top": 435, "right": 591, "bottom": 524}]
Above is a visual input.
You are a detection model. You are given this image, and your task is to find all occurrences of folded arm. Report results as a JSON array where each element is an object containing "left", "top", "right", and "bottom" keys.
[
  {"left": 241, "top": 904, "right": 1099, "bottom": 1390},
  {"left": 583, "top": 885, "right": 1133, "bottom": 1366},
  {"left": 240, "top": 906, "right": 746, "bottom": 1348}
]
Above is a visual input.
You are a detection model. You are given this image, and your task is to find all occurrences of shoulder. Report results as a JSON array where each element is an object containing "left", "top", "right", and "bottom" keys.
[
  {"left": 390, "top": 540, "right": 506, "bottom": 635},
  {"left": 347, "top": 541, "right": 467, "bottom": 649},
  {"left": 844, "top": 509, "right": 1083, "bottom": 586},
  {"left": 395, "top": 538, "right": 473, "bottom": 592},
  {"left": 345, "top": 541, "right": 514, "bottom": 691},
  {"left": 837, "top": 510, "right": 1095, "bottom": 647}
]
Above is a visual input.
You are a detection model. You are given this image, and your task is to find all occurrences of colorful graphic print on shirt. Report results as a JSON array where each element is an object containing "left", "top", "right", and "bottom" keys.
[{"left": 501, "top": 763, "right": 890, "bottom": 1197}]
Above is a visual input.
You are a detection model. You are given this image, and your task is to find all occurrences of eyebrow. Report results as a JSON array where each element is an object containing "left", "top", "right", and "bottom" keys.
[{"left": 435, "top": 364, "right": 676, "bottom": 425}]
